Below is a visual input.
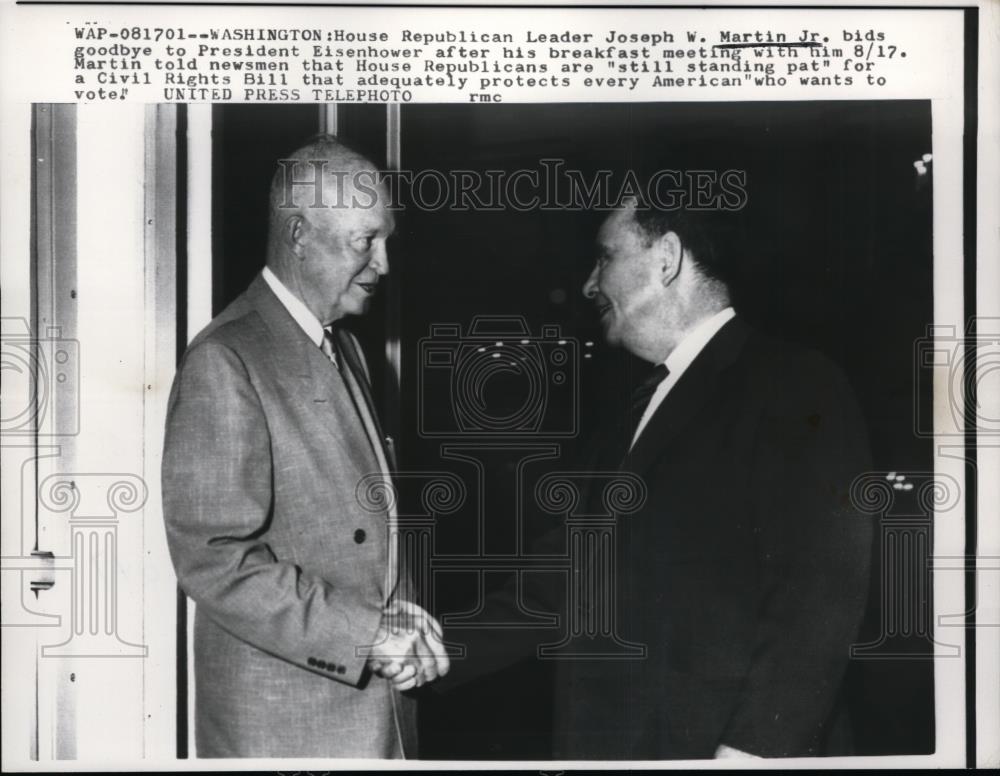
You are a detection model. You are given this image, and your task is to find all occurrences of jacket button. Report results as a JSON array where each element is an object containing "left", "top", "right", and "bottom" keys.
[
  {"left": 316, "top": 659, "right": 327, "bottom": 669},
  {"left": 336, "top": 665, "right": 346, "bottom": 675},
  {"left": 354, "top": 529, "right": 366, "bottom": 544},
  {"left": 307, "top": 657, "right": 317, "bottom": 666}
]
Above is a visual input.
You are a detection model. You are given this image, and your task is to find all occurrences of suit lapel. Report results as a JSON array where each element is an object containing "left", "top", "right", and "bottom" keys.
[
  {"left": 623, "top": 316, "right": 751, "bottom": 477},
  {"left": 336, "top": 330, "right": 397, "bottom": 471},
  {"left": 333, "top": 330, "right": 404, "bottom": 602},
  {"left": 247, "top": 275, "right": 400, "bottom": 604},
  {"left": 246, "top": 276, "right": 378, "bottom": 467}
]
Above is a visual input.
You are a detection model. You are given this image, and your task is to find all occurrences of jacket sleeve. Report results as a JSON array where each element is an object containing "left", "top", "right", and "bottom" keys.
[
  {"left": 433, "top": 524, "right": 568, "bottom": 692},
  {"left": 719, "top": 354, "right": 874, "bottom": 756},
  {"left": 161, "top": 339, "right": 383, "bottom": 686}
]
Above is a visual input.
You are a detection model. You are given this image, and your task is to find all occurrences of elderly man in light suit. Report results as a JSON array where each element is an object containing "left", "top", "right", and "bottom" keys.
[{"left": 162, "top": 136, "right": 446, "bottom": 758}]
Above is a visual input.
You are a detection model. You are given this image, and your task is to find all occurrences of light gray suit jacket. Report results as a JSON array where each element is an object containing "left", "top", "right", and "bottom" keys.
[{"left": 162, "top": 274, "right": 415, "bottom": 758}]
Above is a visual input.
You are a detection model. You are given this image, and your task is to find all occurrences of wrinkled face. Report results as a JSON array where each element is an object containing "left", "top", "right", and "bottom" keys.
[
  {"left": 583, "top": 206, "right": 663, "bottom": 349},
  {"left": 298, "top": 175, "right": 395, "bottom": 324}
]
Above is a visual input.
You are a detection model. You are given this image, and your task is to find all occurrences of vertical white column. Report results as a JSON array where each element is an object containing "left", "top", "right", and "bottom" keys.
[
  {"left": 184, "top": 103, "right": 214, "bottom": 757},
  {"left": 0, "top": 100, "right": 39, "bottom": 768},
  {"left": 186, "top": 105, "right": 214, "bottom": 340},
  {"left": 142, "top": 103, "right": 179, "bottom": 761},
  {"left": 65, "top": 100, "right": 147, "bottom": 762},
  {"left": 929, "top": 95, "right": 967, "bottom": 767}
]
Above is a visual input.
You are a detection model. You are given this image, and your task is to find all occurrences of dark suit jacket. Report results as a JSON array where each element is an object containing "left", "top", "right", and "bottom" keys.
[
  {"left": 162, "top": 274, "right": 416, "bottom": 757},
  {"left": 445, "top": 316, "right": 873, "bottom": 760}
]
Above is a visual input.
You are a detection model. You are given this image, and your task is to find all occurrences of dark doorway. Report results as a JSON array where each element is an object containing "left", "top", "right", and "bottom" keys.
[{"left": 210, "top": 101, "right": 936, "bottom": 759}]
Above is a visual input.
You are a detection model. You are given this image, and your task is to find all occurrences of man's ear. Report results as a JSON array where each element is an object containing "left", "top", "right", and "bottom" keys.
[
  {"left": 657, "top": 231, "right": 683, "bottom": 287},
  {"left": 285, "top": 214, "right": 307, "bottom": 258}
]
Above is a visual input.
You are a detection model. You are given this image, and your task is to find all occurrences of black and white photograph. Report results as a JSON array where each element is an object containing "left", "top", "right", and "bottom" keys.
[{"left": 0, "top": 1, "right": 996, "bottom": 771}]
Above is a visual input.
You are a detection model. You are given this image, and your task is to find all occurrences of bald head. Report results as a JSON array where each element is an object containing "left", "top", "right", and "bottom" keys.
[
  {"left": 266, "top": 136, "right": 394, "bottom": 325},
  {"left": 268, "top": 135, "right": 377, "bottom": 223}
]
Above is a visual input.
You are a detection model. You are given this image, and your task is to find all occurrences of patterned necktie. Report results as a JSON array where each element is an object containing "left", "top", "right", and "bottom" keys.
[
  {"left": 628, "top": 363, "right": 669, "bottom": 439},
  {"left": 320, "top": 326, "right": 339, "bottom": 369}
]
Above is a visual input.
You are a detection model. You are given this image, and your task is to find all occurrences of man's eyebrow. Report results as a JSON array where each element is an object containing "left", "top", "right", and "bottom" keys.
[{"left": 350, "top": 225, "right": 395, "bottom": 237}]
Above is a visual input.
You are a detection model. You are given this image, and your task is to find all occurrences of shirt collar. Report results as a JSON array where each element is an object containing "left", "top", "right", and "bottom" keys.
[
  {"left": 664, "top": 307, "right": 737, "bottom": 376},
  {"left": 262, "top": 266, "right": 325, "bottom": 348}
]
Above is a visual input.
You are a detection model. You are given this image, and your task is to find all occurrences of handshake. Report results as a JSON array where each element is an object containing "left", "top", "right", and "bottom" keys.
[{"left": 366, "top": 599, "right": 450, "bottom": 691}]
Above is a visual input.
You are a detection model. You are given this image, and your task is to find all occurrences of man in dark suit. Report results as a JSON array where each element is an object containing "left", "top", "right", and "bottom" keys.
[
  {"left": 162, "top": 137, "right": 447, "bottom": 758},
  {"left": 445, "top": 197, "right": 873, "bottom": 759}
]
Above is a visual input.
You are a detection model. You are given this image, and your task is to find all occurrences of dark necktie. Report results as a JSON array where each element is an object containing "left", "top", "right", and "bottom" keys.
[
  {"left": 320, "top": 326, "right": 340, "bottom": 369},
  {"left": 332, "top": 326, "right": 397, "bottom": 472},
  {"left": 331, "top": 325, "right": 405, "bottom": 598},
  {"left": 628, "top": 363, "right": 669, "bottom": 439}
]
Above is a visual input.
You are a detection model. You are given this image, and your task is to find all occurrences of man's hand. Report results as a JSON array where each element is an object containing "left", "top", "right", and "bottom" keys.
[{"left": 366, "top": 600, "right": 449, "bottom": 691}]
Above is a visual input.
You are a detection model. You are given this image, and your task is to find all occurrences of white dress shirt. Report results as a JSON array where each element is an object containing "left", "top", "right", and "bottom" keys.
[
  {"left": 630, "top": 307, "right": 737, "bottom": 448},
  {"left": 262, "top": 266, "right": 325, "bottom": 348}
]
